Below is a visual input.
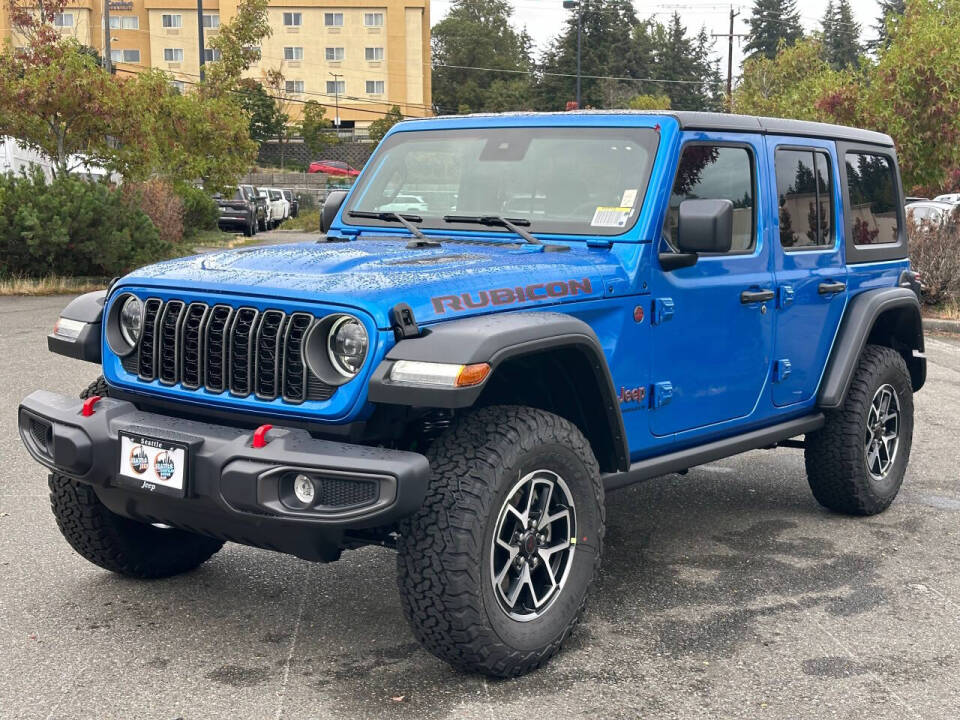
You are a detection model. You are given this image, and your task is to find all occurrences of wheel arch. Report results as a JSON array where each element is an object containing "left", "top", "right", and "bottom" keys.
[
  {"left": 818, "top": 287, "right": 925, "bottom": 410},
  {"left": 368, "top": 312, "right": 629, "bottom": 473}
]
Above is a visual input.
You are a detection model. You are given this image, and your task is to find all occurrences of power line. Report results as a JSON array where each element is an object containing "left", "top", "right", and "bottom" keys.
[{"left": 434, "top": 63, "right": 724, "bottom": 86}]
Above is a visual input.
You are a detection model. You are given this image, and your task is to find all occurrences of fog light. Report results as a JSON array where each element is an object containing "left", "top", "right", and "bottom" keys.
[{"left": 293, "top": 474, "right": 315, "bottom": 505}]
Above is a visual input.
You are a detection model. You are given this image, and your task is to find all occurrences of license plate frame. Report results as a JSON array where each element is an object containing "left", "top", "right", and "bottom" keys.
[{"left": 117, "top": 432, "right": 189, "bottom": 498}]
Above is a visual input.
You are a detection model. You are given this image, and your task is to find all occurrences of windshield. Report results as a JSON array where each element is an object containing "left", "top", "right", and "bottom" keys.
[{"left": 344, "top": 126, "right": 659, "bottom": 237}]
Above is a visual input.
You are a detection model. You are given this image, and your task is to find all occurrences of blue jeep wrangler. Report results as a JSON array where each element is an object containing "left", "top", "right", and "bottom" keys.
[{"left": 19, "top": 112, "right": 926, "bottom": 677}]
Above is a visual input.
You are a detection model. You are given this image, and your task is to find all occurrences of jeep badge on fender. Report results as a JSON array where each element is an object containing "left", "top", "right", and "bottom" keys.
[{"left": 19, "top": 112, "right": 925, "bottom": 678}]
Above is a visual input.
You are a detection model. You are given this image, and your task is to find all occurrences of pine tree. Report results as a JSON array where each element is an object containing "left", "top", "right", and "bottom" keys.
[
  {"left": 870, "top": 0, "right": 906, "bottom": 50},
  {"left": 650, "top": 15, "right": 723, "bottom": 112},
  {"left": 822, "top": 0, "right": 862, "bottom": 69},
  {"left": 745, "top": 0, "right": 804, "bottom": 60}
]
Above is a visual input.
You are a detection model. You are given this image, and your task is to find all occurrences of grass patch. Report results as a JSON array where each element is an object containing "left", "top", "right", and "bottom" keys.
[
  {"left": 281, "top": 210, "right": 320, "bottom": 232},
  {"left": 924, "top": 297, "right": 960, "bottom": 321},
  {"left": 0, "top": 275, "right": 109, "bottom": 296},
  {"left": 188, "top": 228, "right": 242, "bottom": 249}
]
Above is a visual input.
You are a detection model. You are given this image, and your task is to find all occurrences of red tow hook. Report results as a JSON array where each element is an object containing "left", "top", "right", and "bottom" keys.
[
  {"left": 252, "top": 424, "right": 273, "bottom": 448},
  {"left": 81, "top": 395, "right": 102, "bottom": 417}
]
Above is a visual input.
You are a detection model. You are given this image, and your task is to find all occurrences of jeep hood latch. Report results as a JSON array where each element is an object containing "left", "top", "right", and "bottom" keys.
[{"left": 390, "top": 303, "right": 420, "bottom": 341}]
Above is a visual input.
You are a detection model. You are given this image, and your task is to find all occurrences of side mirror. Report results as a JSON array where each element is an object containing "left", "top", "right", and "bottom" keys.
[
  {"left": 320, "top": 190, "right": 348, "bottom": 233},
  {"left": 676, "top": 198, "right": 734, "bottom": 254}
]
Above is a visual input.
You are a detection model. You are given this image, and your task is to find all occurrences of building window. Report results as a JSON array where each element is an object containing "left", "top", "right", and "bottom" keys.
[
  {"left": 775, "top": 149, "right": 833, "bottom": 249},
  {"left": 366, "top": 80, "right": 385, "bottom": 94},
  {"left": 324, "top": 12, "right": 344, "bottom": 27},
  {"left": 365, "top": 47, "right": 384, "bottom": 61},
  {"left": 246, "top": 45, "right": 261, "bottom": 63},
  {"left": 202, "top": 13, "right": 219, "bottom": 28},
  {"left": 283, "top": 46, "right": 303, "bottom": 61},
  {"left": 161, "top": 14, "right": 182, "bottom": 28},
  {"left": 283, "top": 12, "right": 302, "bottom": 26},
  {"left": 111, "top": 49, "right": 141, "bottom": 63},
  {"left": 171, "top": 80, "right": 185, "bottom": 93},
  {"left": 325, "top": 47, "right": 345, "bottom": 61},
  {"left": 53, "top": 12, "right": 73, "bottom": 27},
  {"left": 326, "top": 80, "right": 345, "bottom": 95},
  {"left": 109, "top": 16, "right": 139, "bottom": 30},
  {"left": 364, "top": 12, "right": 384, "bottom": 27},
  {"left": 203, "top": 48, "right": 222, "bottom": 62},
  {"left": 286, "top": 80, "right": 305, "bottom": 94},
  {"left": 163, "top": 48, "right": 184, "bottom": 62}
]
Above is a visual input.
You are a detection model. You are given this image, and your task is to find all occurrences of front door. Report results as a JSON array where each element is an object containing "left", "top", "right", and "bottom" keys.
[
  {"left": 649, "top": 133, "right": 775, "bottom": 437},
  {"left": 766, "top": 137, "right": 848, "bottom": 407}
]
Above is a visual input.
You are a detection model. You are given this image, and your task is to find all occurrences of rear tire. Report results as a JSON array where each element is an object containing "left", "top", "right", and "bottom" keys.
[
  {"left": 49, "top": 379, "right": 224, "bottom": 578},
  {"left": 805, "top": 345, "right": 914, "bottom": 515},
  {"left": 396, "top": 406, "right": 604, "bottom": 677}
]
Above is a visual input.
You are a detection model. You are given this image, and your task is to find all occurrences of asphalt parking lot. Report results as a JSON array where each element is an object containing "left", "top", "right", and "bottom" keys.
[{"left": 2, "top": 294, "right": 960, "bottom": 720}]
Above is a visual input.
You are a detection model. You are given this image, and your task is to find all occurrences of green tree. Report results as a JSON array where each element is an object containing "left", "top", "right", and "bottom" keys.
[
  {"left": 431, "top": 0, "right": 533, "bottom": 114},
  {"left": 870, "top": 0, "right": 906, "bottom": 51},
  {"left": 368, "top": 105, "right": 403, "bottom": 144},
  {"left": 822, "top": 0, "right": 862, "bottom": 69},
  {"left": 238, "top": 78, "right": 283, "bottom": 142},
  {"left": 627, "top": 93, "right": 671, "bottom": 110},
  {"left": 203, "top": 0, "right": 271, "bottom": 97},
  {"left": 651, "top": 15, "right": 724, "bottom": 111},
  {"left": 536, "top": 0, "right": 647, "bottom": 110},
  {"left": 745, "top": 0, "right": 804, "bottom": 60},
  {"left": 261, "top": 67, "right": 294, "bottom": 168},
  {"left": 300, "top": 100, "right": 337, "bottom": 156}
]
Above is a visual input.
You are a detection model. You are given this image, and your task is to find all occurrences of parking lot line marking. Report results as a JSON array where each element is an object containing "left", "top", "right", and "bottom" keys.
[{"left": 275, "top": 564, "right": 312, "bottom": 720}]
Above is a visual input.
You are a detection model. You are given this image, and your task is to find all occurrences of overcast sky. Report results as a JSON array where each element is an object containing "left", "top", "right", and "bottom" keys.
[{"left": 431, "top": 0, "right": 884, "bottom": 80}]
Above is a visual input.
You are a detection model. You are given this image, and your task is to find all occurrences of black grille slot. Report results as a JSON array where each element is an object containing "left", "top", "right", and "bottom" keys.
[
  {"left": 158, "top": 300, "right": 185, "bottom": 384},
  {"left": 254, "top": 310, "right": 287, "bottom": 399},
  {"left": 203, "top": 305, "right": 233, "bottom": 393},
  {"left": 125, "top": 298, "right": 335, "bottom": 406},
  {"left": 229, "top": 308, "right": 259, "bottom": 396},
  {"left": 29, "top": 418, "right": 52, "bottom": 458},
  {"left": 180, "top": 303, "right": 209, "bottom": 389},
  {"left": 137, "top": 298, "right": 162, "bottom": 380},
  {"left": 281, "top": 313, "right": 314, "bottom": 403},
  {"left": 315, "top": 477, "right": 378, "bottom": 508}
]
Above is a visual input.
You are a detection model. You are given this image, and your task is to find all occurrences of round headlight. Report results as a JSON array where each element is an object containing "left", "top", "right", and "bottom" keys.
[
  {"left": 118, "top": 296, "right": 143, "bottom": 346},
  {"left": 327, "top": 316, "right": 368, "bottom": 378}
]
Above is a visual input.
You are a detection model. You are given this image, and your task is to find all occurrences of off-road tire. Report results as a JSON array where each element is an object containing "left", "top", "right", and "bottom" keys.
[
  {"left": 49, "top": 378, "right": 224, "bottom": 578},
  {"left": 396, "top": 406, "right": 604, "bottom": 677},
  {"left": 805, "top": 345, "right": 914, "bottom": 515}
]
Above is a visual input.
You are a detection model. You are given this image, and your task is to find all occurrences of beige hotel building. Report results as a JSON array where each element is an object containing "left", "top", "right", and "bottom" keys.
[{"left": 0, "top": 0, "right": 432, "bottom": 128}]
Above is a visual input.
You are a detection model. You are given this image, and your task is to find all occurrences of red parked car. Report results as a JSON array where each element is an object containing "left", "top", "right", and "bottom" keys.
[{"left": 308, "top": 159, "right": 361, "bottom": 177}]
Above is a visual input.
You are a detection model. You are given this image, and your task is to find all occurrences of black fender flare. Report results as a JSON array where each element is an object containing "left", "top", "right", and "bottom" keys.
[
  {"left": 47, "top": 290, "right": 107, "bottom": 363},
  {"left": 818, "top": 287, "right": 925, "bottom": 410},
  {"left": 368, "top": 311, "right": 629, "bottom": 471}
]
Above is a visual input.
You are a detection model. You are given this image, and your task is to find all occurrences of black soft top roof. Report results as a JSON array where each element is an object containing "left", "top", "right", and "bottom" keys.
[{"left": 417, "top": 110, "right": 894, "bottom": 147}]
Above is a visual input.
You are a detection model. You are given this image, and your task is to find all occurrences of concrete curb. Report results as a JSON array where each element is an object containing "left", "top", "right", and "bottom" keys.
[{"left": 924, "top": 318, "right": 960, "bottom": 335}]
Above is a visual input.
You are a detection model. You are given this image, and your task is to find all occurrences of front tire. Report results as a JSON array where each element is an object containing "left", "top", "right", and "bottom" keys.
[
  {"left": 805, "top": 345, "right": 914, "bottom": 515},
  {"left": 396, "top": 406, "right": 604, "bottom": 677},
  {"left": 48, "top": 379, "right": 224, "bottom": 578}
]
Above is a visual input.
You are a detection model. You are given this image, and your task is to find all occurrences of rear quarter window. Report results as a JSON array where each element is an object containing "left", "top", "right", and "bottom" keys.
[{"left": 845, "top": 152, "right": 900, "bottom": 245}]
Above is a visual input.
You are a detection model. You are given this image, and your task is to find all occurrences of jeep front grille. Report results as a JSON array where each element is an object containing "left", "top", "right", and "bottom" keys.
[{"left": 125, "top": 299, "right": 335, "bottom": 404}]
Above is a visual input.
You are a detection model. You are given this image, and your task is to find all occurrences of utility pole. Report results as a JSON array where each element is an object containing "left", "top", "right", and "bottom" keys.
[
  {"left": 329, "top": 72, "right": 343, "bottom": 129},
  {"left": 562, "top": 0, "right": 582, "bottom": 108},
  {"left": 197, "top": 0, "right": 206, "bottom": 82},
  {"left": 103, "top": 0, "right": 113, "bottom": 73},
  {"left": 711, "top": 6, "right": 746, "bottom": 109}
]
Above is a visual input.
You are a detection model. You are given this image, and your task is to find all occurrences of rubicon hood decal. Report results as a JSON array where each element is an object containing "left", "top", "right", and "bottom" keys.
[{"left": 432, "top": 278, "right": 593, "bottom": 314}]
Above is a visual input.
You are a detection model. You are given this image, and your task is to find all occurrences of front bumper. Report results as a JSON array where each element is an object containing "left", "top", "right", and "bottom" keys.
[{"left": 18, "top": 390, "right": 430, "bottom": 561}]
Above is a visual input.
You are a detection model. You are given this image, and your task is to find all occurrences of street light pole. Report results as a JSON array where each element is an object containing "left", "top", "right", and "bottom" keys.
[
  {"left": 329, "top": 72, "right": 342, "bottom": 129},
  {"left": 562, "top": 0, "right": 582, "bottom": 108},
  {"left": 197, "top": 0, "right": 206, "bottom": 82},
  {"left": 103, "top": 0, "right": 112, "bottom": 73}
]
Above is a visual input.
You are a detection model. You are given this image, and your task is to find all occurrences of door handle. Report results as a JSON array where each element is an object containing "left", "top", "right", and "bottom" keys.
[
  {"left": 818, "top": 281, "right": 847, "bottom": 295},
  {"left": 740, "top": 288, "right": 775, "bottom": 304}
]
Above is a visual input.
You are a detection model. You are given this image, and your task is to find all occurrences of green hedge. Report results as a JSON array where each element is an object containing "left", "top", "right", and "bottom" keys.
[
  {"left": 0, "top": 169, "right": 172, "bottom": 278},
  {"left": 175, "top": 183, "right": 219, "bottom": 238}
]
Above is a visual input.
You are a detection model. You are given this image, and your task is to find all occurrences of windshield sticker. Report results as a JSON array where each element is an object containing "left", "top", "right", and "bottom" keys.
[
  {"left": 591, "top": 206, "right": 632, "bottom": 228},
  {"left": 620, "top": 189, "right": 638, "bottom": 207}
]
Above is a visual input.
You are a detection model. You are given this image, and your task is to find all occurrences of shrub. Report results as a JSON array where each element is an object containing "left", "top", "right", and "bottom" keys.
[
  {"left": 908, "top": 210, "right": 960, "bottom": 305},
  {"left": 175, "top": 183, "right": 219, "bottom": 237},
  {"left": 0, "top": 168, "right": 169, "bottom": 278},
  {"left": 122, "top": 179, "right": 184, "bottom": 246}
]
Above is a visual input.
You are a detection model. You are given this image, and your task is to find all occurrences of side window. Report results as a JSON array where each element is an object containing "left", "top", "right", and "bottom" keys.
[
  {"left": 845, "top": 152, "right": 901, "bottom": 245},
  {"left": 775, "top": 149, "right": 834, "bottom": 249},
  {"left": 665, "top": 145, "right": 755, "bottom": 253}
]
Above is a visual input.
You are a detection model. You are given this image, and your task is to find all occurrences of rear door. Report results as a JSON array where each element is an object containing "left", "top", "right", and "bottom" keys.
[{"left": 767, "top": 137, "right": 847, "bottom": 407}]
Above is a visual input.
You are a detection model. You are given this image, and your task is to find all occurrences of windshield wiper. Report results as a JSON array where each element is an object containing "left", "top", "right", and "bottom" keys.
[
  {"left": 443, "top": 215, "right": 542, "bottom": 246},
  {"left": 347, "top": 210, "right": 426, "bottom": 239}
]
